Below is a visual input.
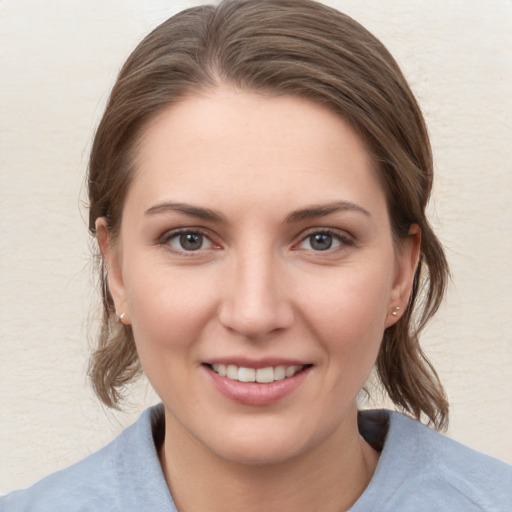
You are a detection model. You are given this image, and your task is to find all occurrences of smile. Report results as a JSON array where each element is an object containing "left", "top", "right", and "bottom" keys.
[{"left": 209, "top": 363, "right": 306, "bottom": 383}]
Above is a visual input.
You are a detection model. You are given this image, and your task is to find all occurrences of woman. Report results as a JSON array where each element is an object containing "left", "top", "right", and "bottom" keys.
[{"left": 2, "top": 0, "right": 510, "bottom": 510}]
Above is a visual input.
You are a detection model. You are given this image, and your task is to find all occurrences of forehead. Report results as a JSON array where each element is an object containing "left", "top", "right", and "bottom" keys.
[{"left": 127, "top": 87, "right": 386, "bottom": 218}]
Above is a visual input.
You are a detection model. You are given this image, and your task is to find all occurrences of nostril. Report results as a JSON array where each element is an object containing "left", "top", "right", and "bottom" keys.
[{"left": 219, "top": 305, "right": 293, "bottom": 340}]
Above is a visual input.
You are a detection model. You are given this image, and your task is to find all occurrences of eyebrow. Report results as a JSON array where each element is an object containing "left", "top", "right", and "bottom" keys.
[
  {"left": 144, "top": 201, "right": 226, "bottom": 222},
  {"left": 144, "top": 200, "right": 370, "bottom": 224},
  {"left": 285, "top": 201, "right": 371, "bottom": 223}
]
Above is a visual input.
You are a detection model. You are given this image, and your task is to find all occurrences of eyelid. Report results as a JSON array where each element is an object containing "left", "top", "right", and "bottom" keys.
[
  {"left": 159, "top": 227, "right": 220, "bottom": 254},
  {"left": 293, "top": 227, "right": 355, "bottom": 251}
]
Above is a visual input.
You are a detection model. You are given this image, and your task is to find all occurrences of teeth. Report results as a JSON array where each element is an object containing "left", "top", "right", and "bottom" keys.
[
  {"left": 256, "top": 367, "right": 274, "bottom": 383},
  {"left": 274, "top": 365, "right": 286, "bottom": 381},
  {"left": 285, "top": 365, "right": 299, "bottom": 378},
  {"left": 211, "top": 364, "right": 304, "bottom": 383},
  {"left": 238, "top": 367, "right": 256, "bottom": 382},
  {"left": 226, "top": 364, "right": 238, "bottom": 380}
]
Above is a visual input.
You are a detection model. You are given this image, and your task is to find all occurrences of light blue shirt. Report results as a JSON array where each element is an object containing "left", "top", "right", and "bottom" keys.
[{"left": 2, "top": 405, "right": 511, "bottom": 511}]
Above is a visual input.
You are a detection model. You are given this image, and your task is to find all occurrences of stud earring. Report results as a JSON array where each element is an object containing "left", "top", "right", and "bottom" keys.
[
  {"left": 391, "top": 306, "right": 400, "bottom": 317},
  {"left": 119, "top": 312, "right": 126, "bottom": 321}
]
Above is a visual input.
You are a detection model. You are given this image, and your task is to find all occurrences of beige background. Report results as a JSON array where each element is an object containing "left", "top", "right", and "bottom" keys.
[{"left": 1, "top": 0, "right": 511, "bottom": 493}]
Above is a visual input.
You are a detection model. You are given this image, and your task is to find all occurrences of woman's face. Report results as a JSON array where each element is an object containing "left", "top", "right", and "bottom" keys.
[{"left": 101, "top": 87, "right": 418, "bottom": 465}]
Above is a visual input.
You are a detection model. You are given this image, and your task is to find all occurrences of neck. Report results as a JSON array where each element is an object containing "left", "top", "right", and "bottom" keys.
[{"left": 159, "top": 408, "right": 380, "bottom": 512}]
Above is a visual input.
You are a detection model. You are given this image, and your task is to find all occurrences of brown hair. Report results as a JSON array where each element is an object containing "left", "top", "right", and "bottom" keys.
[{"left": 88, "top": 0, "right": 449, "bottom": 428}]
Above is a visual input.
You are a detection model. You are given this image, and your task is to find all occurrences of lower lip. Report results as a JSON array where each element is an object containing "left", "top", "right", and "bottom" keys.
[{"left": 203, "top": 365, "right": 311, "bottom": 406}]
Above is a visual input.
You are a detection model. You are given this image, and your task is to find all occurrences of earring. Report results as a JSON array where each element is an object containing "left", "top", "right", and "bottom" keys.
[
  {"left": 391, "top": 306, "right": 400, "bottom": 317},
  {"left": 119, "top": 312, "right": 126, "bottom": 321}
]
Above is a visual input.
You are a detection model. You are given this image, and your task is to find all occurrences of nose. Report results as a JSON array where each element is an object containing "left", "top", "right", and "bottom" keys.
[{"left": 218, "top": 248, "right": 294, "bottom": 341}]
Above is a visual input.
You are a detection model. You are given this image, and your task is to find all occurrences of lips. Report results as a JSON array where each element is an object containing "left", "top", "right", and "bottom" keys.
[{"left": 203, "top": 361, "right": 312, "bottom": 406}]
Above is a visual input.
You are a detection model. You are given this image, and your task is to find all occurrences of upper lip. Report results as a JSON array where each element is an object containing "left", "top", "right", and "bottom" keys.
[{"left": 203, "top": 357, "right": 312, "bottom": 369}]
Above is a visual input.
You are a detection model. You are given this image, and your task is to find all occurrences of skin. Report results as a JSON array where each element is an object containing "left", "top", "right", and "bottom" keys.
[{"left": 97, "top": 86, "right": 420, "bottom": 511}]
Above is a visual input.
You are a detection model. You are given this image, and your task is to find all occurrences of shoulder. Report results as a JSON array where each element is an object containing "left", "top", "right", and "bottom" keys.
[
  {"left": 1, "top": 441, "right": 117, "bottom": 512},
  {"left": 354, "top": 409, "right": 512, "bottom": 512},
  {"left": 393, "top": 411, "right": 511, "bottom": 493},
  {"left": 0, "top": 405, "right": 175, "bottom": 512}
]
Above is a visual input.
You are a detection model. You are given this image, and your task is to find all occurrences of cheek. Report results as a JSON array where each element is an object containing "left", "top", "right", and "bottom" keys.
[
  {"left": 300, "top": 261, "right": 393, "bottom": 360},
  {"left": 123, "top": 267, "right": 220, "bottom": 406},
  {"left": 124, "top": 265, "right": 219, "bottom": 360}
]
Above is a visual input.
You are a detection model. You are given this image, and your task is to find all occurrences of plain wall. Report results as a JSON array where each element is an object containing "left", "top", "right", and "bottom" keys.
[{"left": 1, "top": 0, "right": 511, "bottom": 493}]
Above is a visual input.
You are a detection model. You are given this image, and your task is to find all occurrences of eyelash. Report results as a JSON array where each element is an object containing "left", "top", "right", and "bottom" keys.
[
  {"left": 159, "top": 228, "right": 217, "bottom": 255},
  {"left": 158, "top": 227, "right": 354, "bottom": 255},
  {"left": 294, "top": 228, "right": 354, "bottom": 253}
]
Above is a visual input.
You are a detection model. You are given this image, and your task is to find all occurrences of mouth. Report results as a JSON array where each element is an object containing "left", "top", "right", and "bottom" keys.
[
  {"left": 203, "top": 361, "right": 313, "bottom": 405},
  {"left": 206, "top": 363, "right": 311, "bottom": 384}
]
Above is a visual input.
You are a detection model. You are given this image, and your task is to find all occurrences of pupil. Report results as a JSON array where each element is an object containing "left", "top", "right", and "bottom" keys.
[
  {"left": 180, "top": 233, "right": 203, "bottom": 250},
  {"left": 311, "top": 233, "right": 332, "bottom": 251}
]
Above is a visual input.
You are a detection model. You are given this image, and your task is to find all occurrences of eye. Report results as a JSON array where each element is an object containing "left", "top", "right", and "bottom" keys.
[
  {"left": 164, "top": 230, "right": 215, "bottom": 252},
  {"left": 296, "top": 230, "right": 352, "bottom": 252},
  {"left": 308, "top": 233, "right": 335, "bottom": 251}
]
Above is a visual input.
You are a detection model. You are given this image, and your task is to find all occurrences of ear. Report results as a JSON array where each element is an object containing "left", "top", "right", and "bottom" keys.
[
  {"left": 96, "top": 218, "right": 130, "bottom": 324},
  {"left": 385, "top": 224, "right": 421, "bottom": 327}
]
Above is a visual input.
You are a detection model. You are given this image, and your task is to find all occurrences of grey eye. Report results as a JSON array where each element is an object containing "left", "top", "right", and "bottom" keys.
[
  {"left": 164, "top": 229, "right": 216, "bottom": 253},
  {"left": 309, "top": 233, "right": 333, "bottom": 251},
  {"left": 178, "top": 232, "right": 204, "bottom": 251}
]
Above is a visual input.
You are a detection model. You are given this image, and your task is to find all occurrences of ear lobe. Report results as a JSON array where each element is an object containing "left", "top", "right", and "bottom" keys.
[
  {"left": 95, "top": 218, "right": 128, "bottom": 318},
  {"left": 386, "top": 224, "right": 421, "bottom": 327}
]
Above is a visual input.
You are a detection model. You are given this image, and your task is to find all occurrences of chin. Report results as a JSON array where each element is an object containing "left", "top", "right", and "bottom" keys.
[
  {"left": 213, "top": 433, "right": 308, "bottom": 467},
  {"left": 199, "top": 414, "right": 335, "bottom": 467}
]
